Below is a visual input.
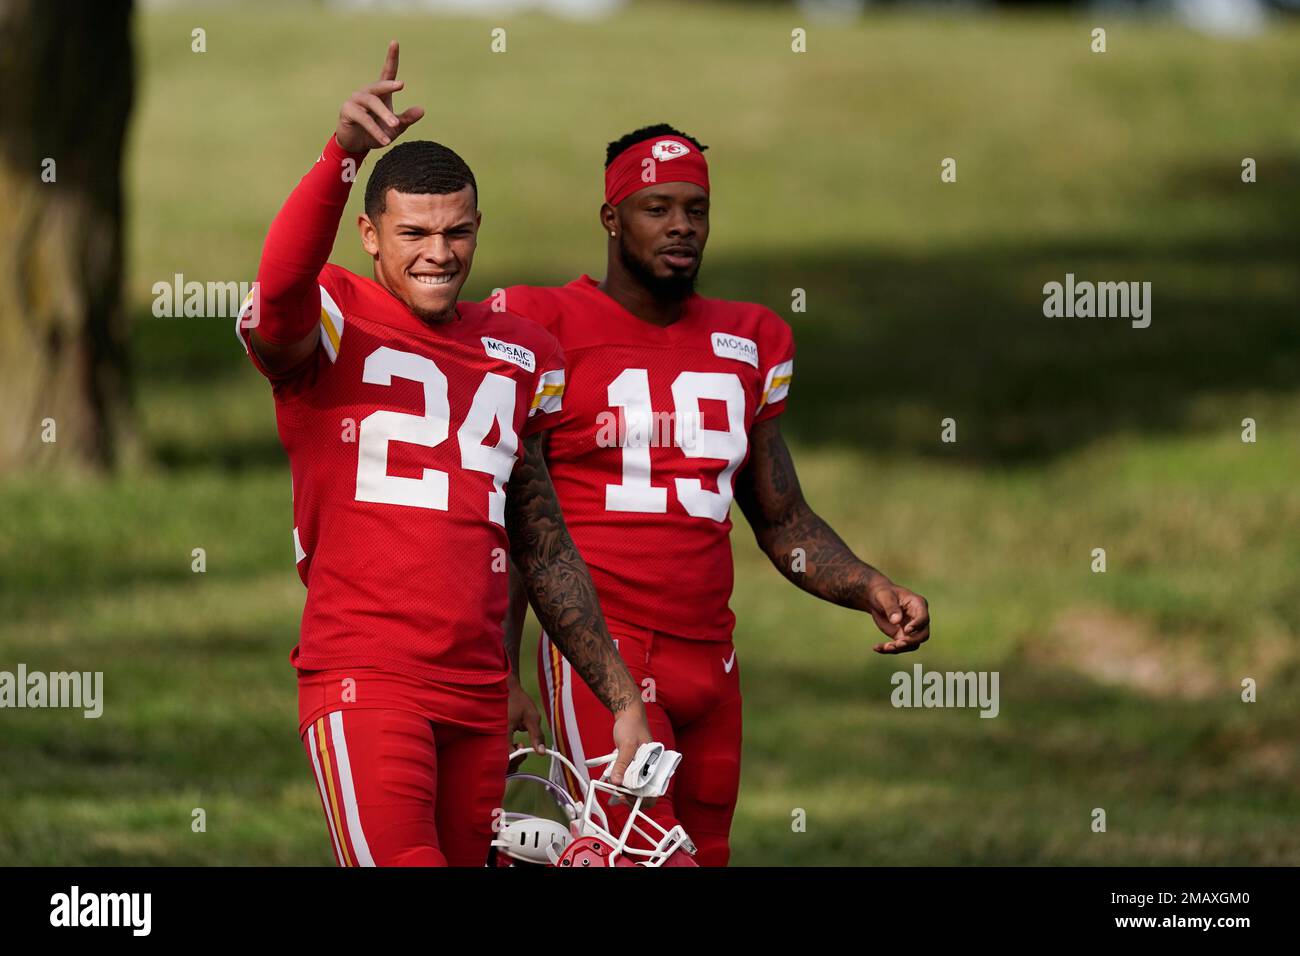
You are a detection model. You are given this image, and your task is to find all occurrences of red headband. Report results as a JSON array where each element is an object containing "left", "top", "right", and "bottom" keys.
[{"left": 604, "top": 136, "right": 709, "bottom": 207}]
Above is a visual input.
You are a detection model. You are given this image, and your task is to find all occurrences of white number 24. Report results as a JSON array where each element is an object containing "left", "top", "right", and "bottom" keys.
[{"left": 354, "top": 346, "right": 518, "bottom": 524}]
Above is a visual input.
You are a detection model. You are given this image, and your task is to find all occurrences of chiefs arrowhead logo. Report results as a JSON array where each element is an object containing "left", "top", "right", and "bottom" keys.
[{"left": 650, "top": 140, "right": 690, "bottom": 162}]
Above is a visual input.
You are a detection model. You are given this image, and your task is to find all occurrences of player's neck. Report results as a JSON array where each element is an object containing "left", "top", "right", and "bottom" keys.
[{"left": 597, "top": 268, "right": 689, "bottom": 328}]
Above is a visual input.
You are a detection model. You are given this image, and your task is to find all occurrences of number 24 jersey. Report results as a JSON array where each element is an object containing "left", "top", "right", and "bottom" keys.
[{"left": 238, "top": 264, "right": 565, "bottom": 684}]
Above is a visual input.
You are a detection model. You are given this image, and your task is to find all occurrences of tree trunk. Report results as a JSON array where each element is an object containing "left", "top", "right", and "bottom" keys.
[{"left": 0, "top": 0, "right": 134, "bottom": 473}]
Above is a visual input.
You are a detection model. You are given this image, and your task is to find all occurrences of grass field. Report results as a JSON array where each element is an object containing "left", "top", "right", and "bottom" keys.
[{"left": 1, "top": 2, "right": 1298, "bottom": 865}]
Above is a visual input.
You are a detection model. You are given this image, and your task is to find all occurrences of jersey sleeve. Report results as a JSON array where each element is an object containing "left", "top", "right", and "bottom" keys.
[
  {"left": 754, "top": 311, "right": 795, "bottom": 422},
  {"left": 235, "top": 270, "right": 347, "bottom": 385},
  {"left": 522, "top": 337, "right": 566, "bottom": 438},
  {"left": 235, "top": 133, "right": 366, "bottom": 382}
]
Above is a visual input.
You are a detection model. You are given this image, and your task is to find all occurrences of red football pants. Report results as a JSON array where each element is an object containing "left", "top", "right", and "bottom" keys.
[
  {"left": 301, "top": 704, "right": 506, "bottom": 867},
  {"left": 538, "top": 627, "right": 742, "bottom": 866}
]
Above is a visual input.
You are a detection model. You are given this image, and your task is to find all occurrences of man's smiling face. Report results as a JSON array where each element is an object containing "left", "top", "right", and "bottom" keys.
[{"left": 360, "top": 185, "right": 480, "bottom": 322}]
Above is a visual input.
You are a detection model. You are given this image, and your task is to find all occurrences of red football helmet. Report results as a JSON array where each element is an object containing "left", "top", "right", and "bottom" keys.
[{"left": 554, "top": 836, "right": 637, "bottom": 868}]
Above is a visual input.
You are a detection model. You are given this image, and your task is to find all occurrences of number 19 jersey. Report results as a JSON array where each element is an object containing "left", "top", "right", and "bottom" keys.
[{"left": 498, "top": 276, "right": 794, "bottom": 642}]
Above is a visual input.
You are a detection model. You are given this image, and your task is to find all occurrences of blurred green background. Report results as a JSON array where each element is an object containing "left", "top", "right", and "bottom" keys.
[{"left": 2, "top": 1, "right": 1298, "bottom": 864}]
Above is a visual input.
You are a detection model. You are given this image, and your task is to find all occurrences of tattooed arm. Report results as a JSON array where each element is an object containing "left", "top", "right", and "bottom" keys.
[
  {"left": 505, "top": 433, "right": 650, "bottom": 782},
  {"left": 734, "top": 417, "right": 931, "bottom": 653}
]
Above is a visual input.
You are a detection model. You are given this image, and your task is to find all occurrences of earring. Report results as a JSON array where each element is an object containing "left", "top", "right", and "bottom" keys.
[{"left": 609, "top": 231, "right": 615, "bottom": 237}]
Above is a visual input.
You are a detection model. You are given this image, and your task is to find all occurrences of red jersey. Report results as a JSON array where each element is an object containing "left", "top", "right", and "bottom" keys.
[
  {"left": 496, "top": 277, "right": 794, "bottom": 641},
  {"left": 239, "top": 135, "right": 565, "bottom": 687}
]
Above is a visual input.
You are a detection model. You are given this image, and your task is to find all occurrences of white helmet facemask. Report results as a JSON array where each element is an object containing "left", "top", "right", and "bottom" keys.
[{"left": 496, "top": 743, "right": 696, "bottom": 867}]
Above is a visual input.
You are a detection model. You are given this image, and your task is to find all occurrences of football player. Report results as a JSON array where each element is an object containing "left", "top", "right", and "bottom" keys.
[
  {"left": 237, "top": 43, "right": 651, "bottom": 866},
  {"left": 499, "top": 125, "right": 930, "bottom": 866}
]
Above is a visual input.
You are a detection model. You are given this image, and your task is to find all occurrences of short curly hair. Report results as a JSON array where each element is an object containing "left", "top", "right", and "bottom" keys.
[{"left": 364, "top": 140, "right": 477, "bottom": 218}]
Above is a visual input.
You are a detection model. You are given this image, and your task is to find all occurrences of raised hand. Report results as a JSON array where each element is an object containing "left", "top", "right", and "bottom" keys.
[{"left": 335, "top": 41, "right": 426, "bottom": 153}]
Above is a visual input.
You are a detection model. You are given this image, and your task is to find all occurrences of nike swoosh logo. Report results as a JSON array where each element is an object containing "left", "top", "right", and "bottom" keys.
[{"left": 722, "top": 651, "right": 737, "bottom": 674}]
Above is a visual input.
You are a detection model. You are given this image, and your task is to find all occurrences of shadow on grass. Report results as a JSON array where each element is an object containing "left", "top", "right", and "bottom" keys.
[
  {"left": 5, "top": 646, "right": 1294, "bottom": 864},
  {"left": 151, "top": 431, "right": 286, "bottom": 471},
  {"left": 737, "top": 652, "right": 1300, "bottom": 864}
]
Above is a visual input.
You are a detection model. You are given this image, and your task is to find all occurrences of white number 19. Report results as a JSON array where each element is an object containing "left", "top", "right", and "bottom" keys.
[{"left": 604, "top": 368, "right": 746, "bottom": 522}]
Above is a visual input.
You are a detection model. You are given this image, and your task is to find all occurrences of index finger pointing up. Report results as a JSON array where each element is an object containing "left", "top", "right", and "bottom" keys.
[{"left": 380, "top": 40, "right": 399, "bottom": 82}]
